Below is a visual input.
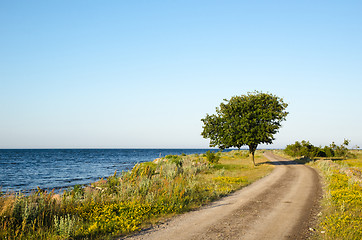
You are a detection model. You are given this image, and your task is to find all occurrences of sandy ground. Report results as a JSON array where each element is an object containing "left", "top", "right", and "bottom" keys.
[{"left": 122, "top": 152, "right": 322, "bottom": 240}]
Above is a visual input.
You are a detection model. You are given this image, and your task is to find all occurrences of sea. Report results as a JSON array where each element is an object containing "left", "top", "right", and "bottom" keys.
[{"left": 0, "top": 149, "right": 216, "bottom": 193}]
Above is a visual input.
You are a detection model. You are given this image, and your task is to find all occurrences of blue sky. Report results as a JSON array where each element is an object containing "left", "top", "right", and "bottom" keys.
[{"left": 1, "top": 1, "right": 361, "bottom": 149}]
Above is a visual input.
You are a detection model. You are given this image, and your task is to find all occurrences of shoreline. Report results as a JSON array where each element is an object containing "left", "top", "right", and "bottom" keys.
[
  {"left": 1, "top": 148, "right": 221, "bottom": 194},
  {"left": 1, "top": 150, "right": 275, "bottom": 239}
]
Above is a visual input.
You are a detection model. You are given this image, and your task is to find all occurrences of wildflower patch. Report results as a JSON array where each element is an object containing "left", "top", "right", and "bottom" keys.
[{"left": 312, "top": 156, "right": 362, "bottom": 240}]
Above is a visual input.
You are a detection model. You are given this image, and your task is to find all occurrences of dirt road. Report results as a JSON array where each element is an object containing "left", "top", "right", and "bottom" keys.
[{"left": 124, "top": 152, "right": 322, "bottom": 240}]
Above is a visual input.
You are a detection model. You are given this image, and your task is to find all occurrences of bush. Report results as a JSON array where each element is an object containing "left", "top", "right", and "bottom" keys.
[
  {"left": 285, "top": 139, "right": 353, "bottom": 159},
  {"left": 323, "top": 146, "right": 334, "bottom": 157},
  {"left": 205, "top": 151, "right": 220, "bottom": 164},
  {"left": 284, "top": 140, "right": 320, "bottom": 158},
  {"left": 165, "top": 155, "right": 183, "bottom": 171}
]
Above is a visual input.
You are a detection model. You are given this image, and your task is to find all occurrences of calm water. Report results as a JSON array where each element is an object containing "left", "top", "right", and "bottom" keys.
[{"left": 0, "top": 149, "right": 213, "bottom": 193}]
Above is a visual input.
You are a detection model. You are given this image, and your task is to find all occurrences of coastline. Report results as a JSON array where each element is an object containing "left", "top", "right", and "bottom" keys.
[
  {"left": 0, "top": 150, "right": 274, "bottom": 239},
  {"left": 0, "top": 148, "right": 220, "bottom": 193}
]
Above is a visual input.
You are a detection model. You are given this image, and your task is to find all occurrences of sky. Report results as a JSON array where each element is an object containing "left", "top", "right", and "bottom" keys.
[{"left": 1, "top": 1, "right": 361, "bottom": 149}]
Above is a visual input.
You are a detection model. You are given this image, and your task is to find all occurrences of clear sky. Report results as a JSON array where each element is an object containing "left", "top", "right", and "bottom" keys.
[{"left": 1, "top": 1, "right": 361, "bottom": 149}]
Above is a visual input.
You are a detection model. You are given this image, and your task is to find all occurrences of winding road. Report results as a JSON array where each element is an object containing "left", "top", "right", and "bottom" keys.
[{"left": 124, "top": 152, "right": 322, "bottom": 240}]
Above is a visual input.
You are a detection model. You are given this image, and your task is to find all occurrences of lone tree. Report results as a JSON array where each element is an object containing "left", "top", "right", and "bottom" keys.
[{"left": 201, "top": 91, "right": 288, "bottom": 165}]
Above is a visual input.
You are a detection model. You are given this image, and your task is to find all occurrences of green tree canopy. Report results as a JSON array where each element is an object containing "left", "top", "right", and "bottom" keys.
[{"left": 201, "top": 91, "right": 288, "bottom": 165}]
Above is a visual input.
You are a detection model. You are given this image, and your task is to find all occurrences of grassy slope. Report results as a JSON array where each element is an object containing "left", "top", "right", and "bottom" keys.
[{"left": 0, "top": 150, "right": 274, "bottom": 240}]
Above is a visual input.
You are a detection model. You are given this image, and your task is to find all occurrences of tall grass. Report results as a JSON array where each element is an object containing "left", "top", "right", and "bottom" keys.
[{"left": 0, "top": 150, "right": 273, "bottom": 239}]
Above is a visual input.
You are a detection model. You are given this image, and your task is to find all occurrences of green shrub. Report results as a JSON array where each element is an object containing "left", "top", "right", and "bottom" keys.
[
  {"left": 205, "top": 151, "right": 220, "bottom": 164},
  {"left": 323, "top": 146, "right": 334, "bottom": 157},
  {"left": 285, "top": 139, "right": 353, "bottom": 159},
  {"left": 53, "top": 214, "right": 78, "bottom": 238}
]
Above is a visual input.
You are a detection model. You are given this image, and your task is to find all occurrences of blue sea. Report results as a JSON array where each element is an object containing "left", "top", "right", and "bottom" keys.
[{"left": 0, "top": 149, "right": 214, "bottom": 193}]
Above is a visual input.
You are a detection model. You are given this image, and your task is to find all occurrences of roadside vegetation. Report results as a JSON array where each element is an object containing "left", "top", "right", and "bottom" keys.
[
  {"left": 311, "top": 152, "right": 362, "bottom": 239},
  {"left": 0, "top": 150, "right": 273, "bottom": 240},
  {"left": 284, "top": 139, "right": 354, "bottom": 160},
  {"left": 281, "top": 142, "right": 362, "bottom": 239}
]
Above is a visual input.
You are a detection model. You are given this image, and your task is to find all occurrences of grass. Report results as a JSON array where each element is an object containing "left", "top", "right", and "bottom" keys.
[
  {"left": 277, "top": 149, "right": 362, "bottom": 239},
  {"left": 311, "top": 156, "right": 362, "bottom": 240},
  {"left": 0, "top": 150, "right": 273, "bottom": 240}
]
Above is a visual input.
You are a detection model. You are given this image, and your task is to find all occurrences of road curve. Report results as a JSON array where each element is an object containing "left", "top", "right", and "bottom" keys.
[{"left": 123, "top": 152, "right": 322, "bottom": 240}]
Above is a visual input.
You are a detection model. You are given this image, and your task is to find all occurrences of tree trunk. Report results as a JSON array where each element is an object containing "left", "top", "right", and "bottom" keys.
[
  {"left": 248, "top": 144, "right": 257, "bottom": 166},
  {"left": 252, "top": 151, "right": 255, "bottom": 166}
]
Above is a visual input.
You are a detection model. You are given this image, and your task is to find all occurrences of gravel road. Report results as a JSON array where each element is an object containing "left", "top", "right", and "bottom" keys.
[{"left": 123, "top": 152, "right": 322, "bottom": 240}]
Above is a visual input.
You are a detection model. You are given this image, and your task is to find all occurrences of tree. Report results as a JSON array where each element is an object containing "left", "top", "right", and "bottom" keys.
[{"left": 201, "top": 91, "right": 288, "bottom": 165}]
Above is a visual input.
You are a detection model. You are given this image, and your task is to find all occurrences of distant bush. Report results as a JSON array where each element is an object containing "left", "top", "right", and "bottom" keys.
[
  {"left": 205, "top": 151, "right": 220, "bottom": 164},
  {"left": 165, "top": 155, "right": 183, "bottom": 169},
  {"left": 284, "top": 140, "right": 320, "bottom": 158},
  {"left": 284, "top": 139, "right": 352, "bottom": 159}
]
